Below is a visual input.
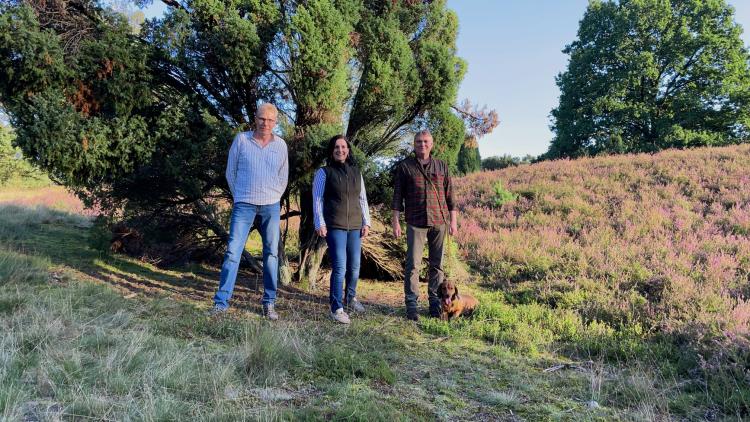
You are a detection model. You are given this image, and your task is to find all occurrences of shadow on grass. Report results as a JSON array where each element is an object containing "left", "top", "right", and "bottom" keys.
[{"left": 0, "top": 204, "right": 399, "bottom": 318}]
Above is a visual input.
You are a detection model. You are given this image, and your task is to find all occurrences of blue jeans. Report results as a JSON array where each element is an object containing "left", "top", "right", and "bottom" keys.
[
  {"left": 214, "top": 202, "right": 280, "bottom": 309},
  {"left": 325, "top": 229, "right": 362, "bottom": 313}
]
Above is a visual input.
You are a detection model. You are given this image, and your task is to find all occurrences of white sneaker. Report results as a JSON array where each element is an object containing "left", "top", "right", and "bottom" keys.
[
  {"left": 207, "top": 305, "right": 227, "bottom": 317},
  {"left": 330, "top": 308, "right": 351, "bottom": 324}
]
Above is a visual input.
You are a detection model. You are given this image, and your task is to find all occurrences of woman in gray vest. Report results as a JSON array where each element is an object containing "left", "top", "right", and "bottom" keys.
[{"left": 312, "top": 135, "right": 371, "bottom": 324}]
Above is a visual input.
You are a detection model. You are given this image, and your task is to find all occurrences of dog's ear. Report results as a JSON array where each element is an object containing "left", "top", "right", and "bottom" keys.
[{"left": 452, "top": 285, "right": 460, "bottom": 300}]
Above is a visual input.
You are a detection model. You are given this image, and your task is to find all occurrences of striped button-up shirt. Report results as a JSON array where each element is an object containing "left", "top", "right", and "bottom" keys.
[
  {"left": 392, "top": 156, "right": 454, "bottom": 227},
  {"left": 225, "top": 131, "right": 288, "bottom": 205}
]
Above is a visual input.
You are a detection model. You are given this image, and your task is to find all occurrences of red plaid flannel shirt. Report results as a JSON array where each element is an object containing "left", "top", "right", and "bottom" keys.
[{"left": 392, "top": 156, "right": 454, "bottom": 227}]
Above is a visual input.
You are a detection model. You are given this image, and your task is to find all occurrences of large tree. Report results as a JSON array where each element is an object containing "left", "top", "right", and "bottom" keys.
[
  {"left": 547, "top": 0, "right": 750, "bottom": 159},
  {"left": 0, "top": 0, "right": 472, "bottom": 282}
]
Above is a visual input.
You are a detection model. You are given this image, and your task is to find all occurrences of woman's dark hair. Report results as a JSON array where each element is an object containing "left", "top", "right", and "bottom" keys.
[{"left": 325, "top": 134, "right": 355, "bottom": 166}]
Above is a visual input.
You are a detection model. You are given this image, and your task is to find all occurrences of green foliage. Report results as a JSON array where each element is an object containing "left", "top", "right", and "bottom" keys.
[
  {"left": 422, "top": 105, "right": 466, "bottom": 172},
  {"left": 492, "top": 181, "right": 517, "bottom": 207},
  {"left": 0, "top": 0, "right": 468, "bottom": 263},
  {"left": 0, "top": 125, "right": 33, "bottom": 185},
  {"left": 288, "top": 0, "right": 352, "bottom": 124},
  {"left": 548, "top": 0, "right": 750, "bottom": 159},
  {"left": 482, "top": 154, "right": 518, "bottom": 171},
  {"left": 456, "top": 143, "right": 481, "bottom": 175}
]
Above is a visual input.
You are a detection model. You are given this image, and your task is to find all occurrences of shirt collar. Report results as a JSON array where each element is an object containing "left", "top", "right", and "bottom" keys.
[{"left": 249, "top": 131, "right": 277, "bottom": 146}]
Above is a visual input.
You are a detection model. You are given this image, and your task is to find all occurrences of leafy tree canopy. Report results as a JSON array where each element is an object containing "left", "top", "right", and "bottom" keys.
[{"left": 547, "top": 0, "right": 750, "bottom": 159}]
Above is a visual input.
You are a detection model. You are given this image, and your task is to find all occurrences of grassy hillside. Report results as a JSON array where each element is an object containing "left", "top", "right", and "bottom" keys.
[
  {"left": 451, "top": 144, "right": 750, "bottom": 415},
  {"left": 1, "top": 145, "right": 749, "bottom": 420}
]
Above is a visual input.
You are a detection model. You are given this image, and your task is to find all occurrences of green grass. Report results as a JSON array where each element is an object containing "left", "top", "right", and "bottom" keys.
[
  {"left": 0, "top": 195, "right": 746, "bottom": 419},
  {"left": 1, "top": 173, "right": 52, "bottom": 190}
]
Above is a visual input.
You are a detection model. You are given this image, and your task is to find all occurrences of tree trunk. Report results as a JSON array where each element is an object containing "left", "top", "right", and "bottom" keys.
[
  {"left": 296, "top": 185, "right": 327, "bottom": 288},
  {"left": 278, "top": 197, "right": 292, "bottom": 286}
]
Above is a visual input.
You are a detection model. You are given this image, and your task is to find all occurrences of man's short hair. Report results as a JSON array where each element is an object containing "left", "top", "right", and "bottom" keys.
[
  {"left": 414, "top": 129, "right": 432, "bottom": 141},
  {"left": 256, "top": 103, "right": 278, "bottom": 118}
]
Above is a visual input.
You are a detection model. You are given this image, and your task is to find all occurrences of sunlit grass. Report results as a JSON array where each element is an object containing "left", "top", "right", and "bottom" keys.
[{"left": 3, "top": 146, "right": 750, "bottom": 418}]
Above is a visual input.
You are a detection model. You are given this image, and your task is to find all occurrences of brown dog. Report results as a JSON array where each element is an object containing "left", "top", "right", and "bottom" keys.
[{"left": 437, "top": 280, "right": 478, "bottom": 320}]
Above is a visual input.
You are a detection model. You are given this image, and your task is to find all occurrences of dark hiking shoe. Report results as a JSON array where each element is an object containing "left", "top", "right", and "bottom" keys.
[
  {"left": 429, "top": 302, "right": 441, "bottom": 318},
  {"left": 406, "top": 308, "right": 419, "bottom": 321},
  {"left": 345, "top": 297, "right": 365, "bottom": 313}
]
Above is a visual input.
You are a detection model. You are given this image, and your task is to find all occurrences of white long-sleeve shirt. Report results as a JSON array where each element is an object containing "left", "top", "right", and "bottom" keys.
[
  {"left": 225, "top": 131, "right": 288, "bottom": 205},
  {"left": 312, "top": 167, "right": 371, "bottom": 230}
]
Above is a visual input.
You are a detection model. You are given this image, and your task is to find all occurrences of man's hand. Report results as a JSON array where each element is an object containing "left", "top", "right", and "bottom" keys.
[
  {"left": 316, "top": 226, "right": 327, "bottom": 237},
  {"left": 392, "top": 211, "right": 402, "bottom": 238},
  {"left": 360, "top": 225, "right": 370, "bottom": 238},
  {"left": 449, "top": 210, "right": 458, "bottom": 236}
]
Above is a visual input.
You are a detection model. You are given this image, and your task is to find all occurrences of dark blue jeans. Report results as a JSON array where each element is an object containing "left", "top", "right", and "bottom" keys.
[
  {"left": 214, "top": 202, "right": 280, "bottom": 309},
  {"left": 325, "top": 229, "right": 362, "bottom": 313}
]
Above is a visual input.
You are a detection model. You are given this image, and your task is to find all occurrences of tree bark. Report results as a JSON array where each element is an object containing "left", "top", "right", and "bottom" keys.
[
  {"left": 296, "top": 185, "right": 327, "bottom": 288},
  {"left": 278, "top": 197, "right": 293, "bottom": 286}
]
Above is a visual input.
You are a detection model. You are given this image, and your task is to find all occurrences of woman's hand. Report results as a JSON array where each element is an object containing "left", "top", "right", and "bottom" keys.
[
  {"left": 360, "top": 225, "right": 370, "bottom": 238},
  {"left": 316, "top": 226, "right": 327, "bottom": 237}
]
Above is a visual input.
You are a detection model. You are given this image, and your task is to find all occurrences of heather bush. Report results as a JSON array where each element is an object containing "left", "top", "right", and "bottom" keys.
[
  {"left": 455, "top": 145, "right": 750, "bottom": 412},
  {"left": 457, "top": 145, "right": 750, "bottom": 335}
]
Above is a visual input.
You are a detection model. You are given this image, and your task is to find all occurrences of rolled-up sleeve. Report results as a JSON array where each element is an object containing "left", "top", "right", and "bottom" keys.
[
  {"left": 444, "top": 170, "right": 455, "bottom": 211},
  {"left": 312, "top": 168, "right": 326, "bottom": 230},
  {"left": 391, "top": 164, "right": 404, "bottom": 212},
  {"left": 225, "top": 134, "right": 240, "bottom": 198},
  {"left": 360, "top": 175, "right": 371, "bottom": 227},
  {"left": 278, "top": 140, "right": 289, "bottom": 194}
]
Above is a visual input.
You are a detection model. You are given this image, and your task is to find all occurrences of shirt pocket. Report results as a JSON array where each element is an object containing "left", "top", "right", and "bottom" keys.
[
  {"left": 410, "top": 173, "right": 426, "bottom": 196},
  {"left": 429, "top": 171, "right": 445, "bottom": 190},
  {"left": 263, "top": 150, "right": 281, "bottom": 173}
]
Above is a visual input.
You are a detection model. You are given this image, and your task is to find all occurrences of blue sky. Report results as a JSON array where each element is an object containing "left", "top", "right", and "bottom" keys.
[{"left": 142, "top": 1, "right": 750, "bottom": 158}]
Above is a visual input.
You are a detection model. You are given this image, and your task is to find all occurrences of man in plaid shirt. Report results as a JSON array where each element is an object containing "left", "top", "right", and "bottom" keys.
[{"left": 392, "top": 130, "right": 458, "bottom": 321}]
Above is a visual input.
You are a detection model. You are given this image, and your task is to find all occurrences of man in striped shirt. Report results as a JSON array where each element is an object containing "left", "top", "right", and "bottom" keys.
[
  {"left": 211, "top": 103, "right": 289, "bottom": 320},
  {"left": 392, "top": 130, "right": 458, "bottom": 321}
]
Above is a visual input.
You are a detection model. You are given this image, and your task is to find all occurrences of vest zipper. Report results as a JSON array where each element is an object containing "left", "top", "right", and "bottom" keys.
[{"left": 345, "top": 166, "right": 350, "bottom": 230}]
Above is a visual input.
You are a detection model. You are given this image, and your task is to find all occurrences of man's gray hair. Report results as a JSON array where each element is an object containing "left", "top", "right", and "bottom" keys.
[
  {"left": 413, "top": 129, "right": 432, "bottom": 140},
  {"left": 256, "top": 103, "right": 278, "bottom": 118}
]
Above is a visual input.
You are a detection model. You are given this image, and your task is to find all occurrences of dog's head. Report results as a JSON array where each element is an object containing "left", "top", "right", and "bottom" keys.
[{"left": 438, "top": 280, "right": 459, "bottom": 307}]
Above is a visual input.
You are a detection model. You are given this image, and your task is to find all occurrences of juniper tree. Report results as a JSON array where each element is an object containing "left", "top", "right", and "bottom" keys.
[{"left": 0, "top": 0, "right": 473, "bottom": 282}]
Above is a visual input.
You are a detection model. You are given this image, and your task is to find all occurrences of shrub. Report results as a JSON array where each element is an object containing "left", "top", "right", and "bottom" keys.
[
  {"left": 482, "top": 155, "right": 519, "bottom": 171},
  {"left": 492, "top": 181, "right": 518, "bottom": 208}
]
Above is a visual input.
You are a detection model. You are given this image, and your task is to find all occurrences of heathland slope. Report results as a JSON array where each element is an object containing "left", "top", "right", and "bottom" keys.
[{"left": 449, "top": 144, "right": 750, "bottom": 413}]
